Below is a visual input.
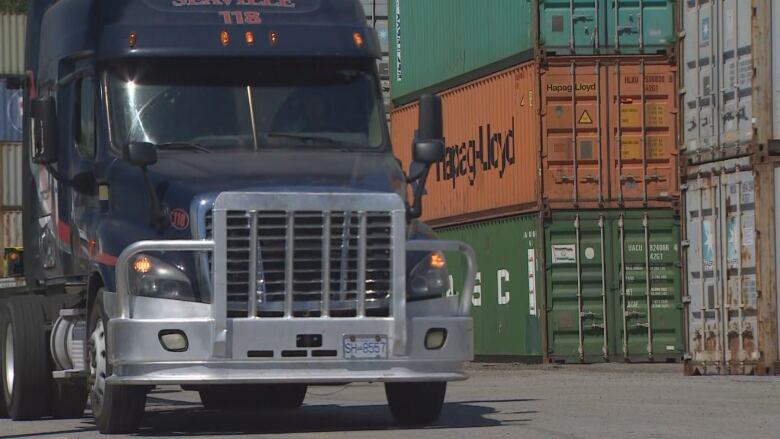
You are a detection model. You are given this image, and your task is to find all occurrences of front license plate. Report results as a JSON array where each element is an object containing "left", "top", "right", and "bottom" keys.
[{"left": 343, "top": 335, "right": 388, "bottom": 359}]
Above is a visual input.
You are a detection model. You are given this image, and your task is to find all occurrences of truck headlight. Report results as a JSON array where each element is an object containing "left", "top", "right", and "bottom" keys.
[
  {"left": 407, "top": 251, "right": 449, "bottom": 301},
  {"left": 129, "top": 254, "right": 195, "bottom": 301}
]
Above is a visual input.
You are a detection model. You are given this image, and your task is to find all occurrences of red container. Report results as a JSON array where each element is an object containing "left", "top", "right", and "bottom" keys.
[
  {"left": 540, "top": 56, "right": 679, "bottom": 209},
  {"left": 391, "top": 56, "right": 679, "bottom": 224},
  {"left": 391, "top": 62, "right": 540, "bottom": 225}
]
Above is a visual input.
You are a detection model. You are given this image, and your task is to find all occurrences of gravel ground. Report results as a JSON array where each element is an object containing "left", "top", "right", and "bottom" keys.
[{"left": 1, "top": 363, "right": 778, "bottom": 438}]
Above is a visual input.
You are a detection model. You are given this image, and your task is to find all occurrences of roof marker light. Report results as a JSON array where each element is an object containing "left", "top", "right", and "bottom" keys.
[
  {"left": 353, "top": 32, "right": 364, "bottom": 48},
  {"left": 221, "top": 30, "right": 230, "bottom": 46},
  {"left": 128, "top": 32, "right": 138, "bottom": 48},
  {"left": 269, "top": 31, "right": 279, "bottom": 46},
  {"left": 245, "top": 31, "right": 255, "bottom": 46}
]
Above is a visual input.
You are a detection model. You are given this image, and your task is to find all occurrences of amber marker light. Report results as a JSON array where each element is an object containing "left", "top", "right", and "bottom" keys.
[
  {"left": 133, "top": 255, "right": 152, "bottom": 274},
  {"left": 128, "top": 32, "right": 138, "bottom": 48},
  {"left": 269, "top": 31, "right": 279, "bottom": 46},
  {"left": 221, "top": 30, "right": 230, "bottom": 46},
  {"left": 245, "top": 31, "right": 255, "bottom": 46},
  {"left": 353, "top": 31, "right": 364, "bottom": 47},
  {"left": 430, "top": 252, "right": 446, "bottom": 269}
]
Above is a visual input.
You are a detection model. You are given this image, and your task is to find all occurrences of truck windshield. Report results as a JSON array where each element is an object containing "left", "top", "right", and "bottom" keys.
[{"left": 107, "top": 60, "right": 387, "bottom": 152}]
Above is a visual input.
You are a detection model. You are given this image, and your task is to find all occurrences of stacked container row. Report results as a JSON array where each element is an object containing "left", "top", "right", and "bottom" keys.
[
  {"left": 680, "top": 0, "right": 779, "bottom": 375},
  {"left": 389, "top": 0, "right": 682, "bottom": 361},
  {"left": 0, "top": 8, "right": 25, "bottom": 276}
]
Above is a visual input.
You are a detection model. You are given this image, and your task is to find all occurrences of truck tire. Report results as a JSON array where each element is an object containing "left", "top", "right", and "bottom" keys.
[
  {"left": 199, "top": 384, "right": 307, "bottom": 410},
  {"left": 1, "top": 296, "right": 51, "bottom": 420},
  {"left": 0, "top": 304, "right": 8, "bottom": 418},
  {"left": 385, "top": 381, "right": 447, "bottom": 426},
  {"left": 88, "top": 290, "right": 147, "bottom": 434}
]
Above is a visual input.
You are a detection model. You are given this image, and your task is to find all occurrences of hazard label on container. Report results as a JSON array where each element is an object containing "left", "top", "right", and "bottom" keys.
[{"left": 579, "top": 110, "right": 593, "bottom": 124}]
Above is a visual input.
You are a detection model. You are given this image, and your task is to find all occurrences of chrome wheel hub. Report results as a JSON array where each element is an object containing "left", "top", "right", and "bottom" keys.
[
  {"left": 89, "top": 320, "right": 107, "bottom": 410},
  {"left": 3, "top": 323, "right": 13, "bottom": 397}
]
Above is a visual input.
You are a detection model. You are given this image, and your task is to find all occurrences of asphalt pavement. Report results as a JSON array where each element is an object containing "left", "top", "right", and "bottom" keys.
[{"left": 1, "top": 363, "right": 778, "bottom": 438}]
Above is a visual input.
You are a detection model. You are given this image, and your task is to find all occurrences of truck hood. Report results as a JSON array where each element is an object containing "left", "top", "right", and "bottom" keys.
[
  {"left": 109, "top": 150, "right": 409, "bottom": 235},
  {"left": 149, "top": 150, "right": 407, "bottom": 195}
]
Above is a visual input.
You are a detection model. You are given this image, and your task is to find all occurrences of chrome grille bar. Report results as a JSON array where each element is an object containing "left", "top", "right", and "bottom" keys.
[
  {"left": 248, "top": 210, "right": 258, "bottom": 318},
  {"left": 284, "top": 212, "right": 294, "bottom": 318},
  {"left": 356, "top": 211, "right": 367, "bottom": 317},
  {"left": 321, "top": 212, "right": 331, "bottom": 318}
]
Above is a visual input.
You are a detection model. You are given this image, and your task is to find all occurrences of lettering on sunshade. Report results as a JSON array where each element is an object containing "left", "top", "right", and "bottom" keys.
[{"left": 171, "top": 0, "right": 295, "bottom": 7}]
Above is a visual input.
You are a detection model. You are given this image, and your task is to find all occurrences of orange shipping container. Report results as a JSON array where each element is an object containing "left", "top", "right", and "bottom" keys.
[
  {"left": 540, "top": 57, "right": 679, "bottom": 209},
  {"left": 391, "top": 62, "right": 540, "bottom": 224}
]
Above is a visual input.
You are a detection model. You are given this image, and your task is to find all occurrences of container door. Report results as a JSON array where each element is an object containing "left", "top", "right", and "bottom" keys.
[
  {"left": 610, "top": 60, "right": 677, "bottom": 207},
  {"left": 685, "top": 172, "right": 726, "bottom": 369},
  {"left": 545, "top": 213, "right": 610, "bottom": 362},
  {"left": 681, "top": 0, "right": 718, "bottom": 161},
  {"left": 718, "top": 0, "right": 752, "bottom": 154},
  {"left": 609, "top": 0, "right": 674, "bottom": 53},
  {"left": 438, "top": 215, "right": 542, "bottom": 357},
  {"left": 538, "top": 0, "right": 602, "bottom": 55},
  {"left": 542, "top": 61, "right": 606, "bottom": 209},
  {"left": 720, "top": 169, "right": 759, "bottom": 369},
  {"left": 615, "top": 211, "right": 683, "bottom": 362}
]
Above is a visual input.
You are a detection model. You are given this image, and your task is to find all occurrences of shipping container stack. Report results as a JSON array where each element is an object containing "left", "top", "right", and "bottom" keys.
[
  {"left": 680, "top": 1, "right": 779, "bottom": 376},
  {"left": 389, "top": 0, "right": 684, "bottom": 363},
  {"left": 359, "top": 1, "right": 391, "bottom": 121},
  {"left": 0, "top": 13, "right": 26, "bottom": 278}
]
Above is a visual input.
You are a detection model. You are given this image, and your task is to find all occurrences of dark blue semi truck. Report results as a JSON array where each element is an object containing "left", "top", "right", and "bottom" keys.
[{"left": 0, "top": 0, "right": 477, "bottom": 434}]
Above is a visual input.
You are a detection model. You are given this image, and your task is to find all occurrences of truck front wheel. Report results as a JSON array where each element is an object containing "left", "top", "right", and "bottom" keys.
[
  {"left": 385, "top": 381, "right": 447, "bottom": 426},
  {"left": 88, "top": 290, "right": 147, "bottom": 434}
]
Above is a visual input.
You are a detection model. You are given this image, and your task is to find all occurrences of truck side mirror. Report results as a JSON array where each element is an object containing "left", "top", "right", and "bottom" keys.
[
  {"left": 31, "top": 97, "right": 59, "bottom": 164},
  {"left": 407, "top": 94, "right": 444, "bottom": 220},
  {"left": 124, "top": 142, "right": 158, "bottom": 167},
  {"left": 412, "top": 94, "right": 445, "bottom": 164}
]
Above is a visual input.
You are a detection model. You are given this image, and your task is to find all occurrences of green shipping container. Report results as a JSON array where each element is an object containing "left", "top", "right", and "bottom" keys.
[
  {"left": 437, "top": 215, "right": 542, "bottom": 359},
  {"left": 538, "top": 0, "right": 675, "bottom": 55},
  {"left": 544, "top": 210, "right": 683, "bottom": 363},
  {"left": 389, "top": 0, "right": 535, "bottom": 104}
]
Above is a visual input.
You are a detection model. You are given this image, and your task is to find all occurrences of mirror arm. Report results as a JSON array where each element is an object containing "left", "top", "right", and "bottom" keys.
[
  {"left": 407, "top": 166, "right": 430, "bottom": 221},
  {"left": 140, "top": 167, "right": 169, "bottom": 230},
  {"left": 406, "top": 166, "right": 426, "bottom": 183}
]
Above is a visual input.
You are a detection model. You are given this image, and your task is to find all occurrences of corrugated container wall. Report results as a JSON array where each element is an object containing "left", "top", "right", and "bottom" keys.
[
  {"left": 545, "top": 209, "right": 683, "bottom": 363},
  {"left": 684, "top": 157, "right": 779, "bottom": 375},
  {"left": 539, "top": 0, "right": 676, "bottom": 56},
  {"left": 360, "top": 1, "right": 391, "bottom": 118},
  {"left": 0, "top": 79, "right": 23, "bottom": 141},
  {"left": 389, "top": 0, "right": 535, "bottom": 104},
  {"left": 391, "top": 62, "right": 539, "bottom": 225},
  {"left": 1, "top": 142, "right": 22, "bottom": 207},
  {"left": 681, "top": 0, "right": 754, "bottom": 165},
  {"left": 541, "top": 57, "right": 679, "bottom": 210},
  {"left": 437, "top": 214, "right": 542, "bottom": 358},
  {"left": 1, "top": 210, "right": 22, "bottom": 249},
  {"left": 0, "top": 14, "right": 25, "bottom": 76}
]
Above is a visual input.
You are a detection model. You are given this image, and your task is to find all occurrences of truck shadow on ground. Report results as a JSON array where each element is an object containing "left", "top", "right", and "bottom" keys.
[{"left": 127, "top": 396, "right": 537, "bottom": 436}]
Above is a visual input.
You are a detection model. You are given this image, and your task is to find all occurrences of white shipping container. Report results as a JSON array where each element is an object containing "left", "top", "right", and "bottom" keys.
[
  {"left": 684, "top": 156, "right": 761, "bottom": 374},
  {"left": 1, "top": 142, "right": 22, "bottom": 207},
  {"left": 1, "top": 210, "right": 22, "bottom": 249},
  {"left": 681, "top": 0, "right": 753, "bottom": 164}
]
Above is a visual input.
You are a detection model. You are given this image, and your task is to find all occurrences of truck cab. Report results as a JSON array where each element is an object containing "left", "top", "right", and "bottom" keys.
[{"left": 0, "top": 0, "right": 476, "bottom": 433}]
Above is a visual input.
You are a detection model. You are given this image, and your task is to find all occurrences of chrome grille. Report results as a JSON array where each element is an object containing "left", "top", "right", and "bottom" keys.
[{"left": 205, "top": 209, "right": 393, "bottom": 317}]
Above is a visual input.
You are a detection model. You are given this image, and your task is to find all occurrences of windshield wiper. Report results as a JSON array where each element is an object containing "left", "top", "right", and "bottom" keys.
[
  {"left": 156, "top": 142, "right": 212, "bottom": 153},
  {"left": 266, "top": 133, "right": 358, "bottom": 152}
]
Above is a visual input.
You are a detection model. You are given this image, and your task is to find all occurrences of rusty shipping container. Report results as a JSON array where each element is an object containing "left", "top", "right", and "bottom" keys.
[
  {"left": 391, "top": 61, "right": 540, "bottom": 225},
  {"left": 540, "top": 56, "right": 679, "bottom": 210},
  {"left": 683, "top": 156, "right": 779, "bottom": 375}
]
